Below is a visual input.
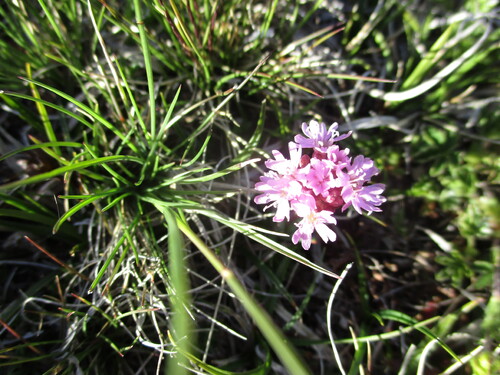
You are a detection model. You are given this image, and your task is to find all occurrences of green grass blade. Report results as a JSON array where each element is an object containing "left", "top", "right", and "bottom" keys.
[
  {"left": 173, "top": 344, "right": 271, "bottom": 375},
  {"left": 0, "top": 155, "right": 142, "bottom": 191},
  {"left": 166, "top": 0, "right": 210, "bottom": 81},
  {"left": 0, "top": 193, "right": 47, "bottom": 214},
  {"left": 178, "top": 158, "right": 260, "bottom": 184},
  {"left": 174, "top": 210, "right": 312, "bottom": 375},
  {"left": 178, "top": 130, "right": 212, "bottom": 168},
  {"left": 83, "top": 143, "right": 130, "bottom": 186},
  {"left": 26, "top": 63, "right": 60, "bottom": 155},
  {"left": 53, "top": 195, "right": 101, "bottom": 234},
  {"left": 138, "top": 85, "right": 182, "bottom": 184},
  {"left": 0, "top": 141, "right": 82, "bottom": 162},
  {"left": 402, "top": 22, "right": 457, "bottom": 90},
  {"left": 37, "top": 0, "right": 66, "bottom": 46},
  {"left": 195, "top": 208, "right": 340, "bottom": 279},
  {"left": 133, "top": 0, "right": 156, "bottom": 138},
  {"left": 158, "top": 206, "right": 193, "bottom": 375},
  {"left": 102, "top": 192, "right": 133, "bottom": 212},
  {"left": 0, "top": 91, "right": 96, "bottom": 131},
  {"left": 260, "top": 0, "right": 278, "bottom": 40},
  {"left": 17, "top": 78, "right": 139, "bottom": 153},
  {"left": 88, "top": 228, "right": 128, "bottom": 293},
  {"left": 375, "top": 309, "right": 461, "bottom": 362},
  {"left": 114, "top": 58, "right": 148, "bottom": 138}
]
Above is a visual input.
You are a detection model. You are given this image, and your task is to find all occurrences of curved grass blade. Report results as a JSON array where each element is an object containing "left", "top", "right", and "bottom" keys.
[
  {"left": 0, "top": 141, "right": 81, "bottom": 162},
  {"left": 292, "top": 316, "right": 441, "bottom": 346},
  {"left": 0, "top": 90, "right": 98, "bottom": 132},
  {"left": 195, "top": 208, "right": 340, "bottom": 279},
  {"left": 0, "top": 155, "right": 142, "bottom": 191},
  {"left": 173, "top": 210, "right": 312, "bottom": 375},
  {"left": 53, "top": 188, "right": 122, "bottom": 234},
  {"left": 171, "top": 338, "right": 271, "bottom": 375},
  {"left": 17, "top": 77, "right": 139, "bottom": 153},
  {"left": 102, "top": 192, "right": 133, "bottom": 212},
  {"left": 88, "top": 228, "right": 128, "bottom": 293},
  {"left": 179, "top": 129, "right": 212, "bottom": 168},
  {"left": 178, "top": 158, "right": 260, "bottom": 184},
  {"left": 83, "top": 143, "right": 130, "bottom": 185},
  {"left": 375, "top": 309, "right": 461, "bottom": 362}
]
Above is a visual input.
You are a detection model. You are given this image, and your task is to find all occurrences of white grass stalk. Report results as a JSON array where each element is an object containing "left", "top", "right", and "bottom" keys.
[
  {"left": 327, "top": 262, "right": 353, "bottom": 375},
  {"left": 441, "top": 345, "right": 485, "bottom": 375},
  {"left": 369, "top": 20, "right": 492, "bottom": 102},
  {"left": 417, "top": 338, "right": 438, "bottom": 375}
]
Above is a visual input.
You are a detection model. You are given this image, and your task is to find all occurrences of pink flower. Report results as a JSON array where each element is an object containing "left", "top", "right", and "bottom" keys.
[
  {"left": 291, "top": 195, "right": 337, "bottom": 250},
  {"left": 341, "top": 183, "right": 386, "bottom": 215},
  {"left": 345, "top": 155, "right": 380, "bottom": 185},
  {"left": 265, "top": 142, "right": 302, "bottom": 176},
  {"left": 295, "top": 120, "right": 351, "bottom": 151},
  {"left": 255, "top": 173, "right": 303, "bottom": 222},
  {"left": 302, "top": 158, "right": 334, "bottom": 196},
  {"left": 254, "top": 119, "right": 386, "bottom": 250}
]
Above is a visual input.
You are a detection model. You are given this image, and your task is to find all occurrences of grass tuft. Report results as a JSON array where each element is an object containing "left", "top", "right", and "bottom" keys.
[{"left": 0, "top": 0, "right": 498, "bottom": 374}]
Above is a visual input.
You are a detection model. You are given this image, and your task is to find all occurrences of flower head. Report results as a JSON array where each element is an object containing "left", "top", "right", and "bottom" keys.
[{"left": 255, "top": 119, "right": 385, "bottom": 250}]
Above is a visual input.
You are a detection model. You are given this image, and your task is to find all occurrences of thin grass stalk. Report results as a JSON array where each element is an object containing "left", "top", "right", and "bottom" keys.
[
  {"left": 174, "top": 210, "right": 312, "bottom": 375},
  {"left": 37, "top": 0, "right": 66, "bottom": 46},
  {"left": 327, "top": 263, "right": 352, "bottom": 375},
  {"left": 133, "top": 0, "right": 157, "bottom": 138},
  {"left": 25, "top": 63, "right": 60, "bottom": 155},
  {"left": 162, "top": 207, "right": 193, "bottom": 375},
  {"left": 167, "top": 0, "right": 210, "bottom": 82},
  {"left": 87, "top": 0, "right": 126, "bottom": 120}
]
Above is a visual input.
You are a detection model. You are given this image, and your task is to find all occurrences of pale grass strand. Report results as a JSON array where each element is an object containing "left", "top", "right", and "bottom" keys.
[
  {"left": 369, "top": 20, "right": 492, "bottom": 102},
  {"left": 440, "top": 345, "right": 485, "bottom": 375},
  {"left": 203, "top": 180, "right": 243, "bottom": 361},
  {"left": 192, "top": 305, "right": 247, "bottom": 341},
  {"left": 87, "top": 0, "right": 125, "bottom": 118},
  {"left": 417, "top": 339, "right": 439, "bottom": 375},
  {"left": 397, "top": 344, "right": 417, "bottom": 375},
  {"left": 327, "top": 262, "right": 353, "bottom": 375}
]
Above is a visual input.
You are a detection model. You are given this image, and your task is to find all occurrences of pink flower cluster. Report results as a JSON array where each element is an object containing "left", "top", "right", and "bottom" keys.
[{"left": 254, "top": 120, "right": 386, "bottom": 250}]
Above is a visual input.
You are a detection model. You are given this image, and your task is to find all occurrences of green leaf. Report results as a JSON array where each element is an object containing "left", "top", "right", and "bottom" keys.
[{"left": 173, "top": 210, "right": 312, "bottom": 375}]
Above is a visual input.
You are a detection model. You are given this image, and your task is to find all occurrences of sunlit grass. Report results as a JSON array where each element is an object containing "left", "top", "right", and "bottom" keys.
[{"left": 0, "top": 0, "right": 498, "bottom": 374}]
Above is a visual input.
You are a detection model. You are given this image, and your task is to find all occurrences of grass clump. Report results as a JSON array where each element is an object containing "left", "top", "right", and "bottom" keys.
[{"left": 1, "top": 0, "right": 498, "bottom": 374}]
